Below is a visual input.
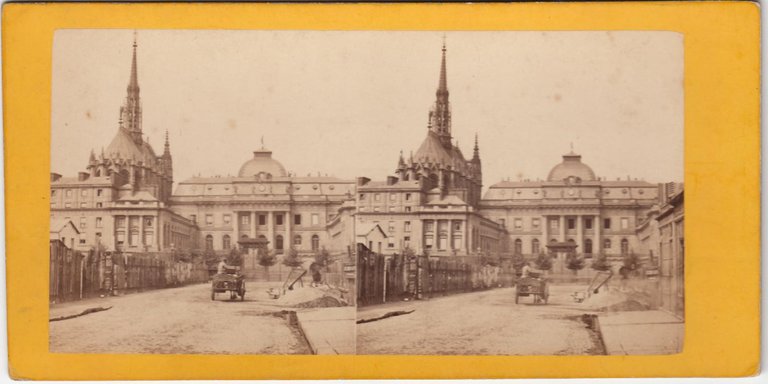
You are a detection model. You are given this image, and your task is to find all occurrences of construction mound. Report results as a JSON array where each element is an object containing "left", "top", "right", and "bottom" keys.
[{"left": 581, "top": 289, "right": 653, "bottom": 312}]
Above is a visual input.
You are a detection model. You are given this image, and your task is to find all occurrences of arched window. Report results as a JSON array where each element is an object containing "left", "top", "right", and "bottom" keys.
[
  {"left": 532, "top": 239, "right": 540, "bottom": 254},
  {"left": 604, "top": 239, "right": 612, "bottom": 250},
  {"left": 294, "top": 234, "right": 302, "bottom": 246},
  {"left": 621, "top": 238, "right": 629, "bottom": 255},
  {"left": 514, "top": 239, "right": 523, "bottom": 254},
  {"left": 584, "top": 239, "right": 593, "bottom": 254},
  {"left": 275, "top": 235, "right": 284, "bottom": 251},
  {"left": 222, "top": 234, "right": 231, "bottom": 250},
  {"left": 311, "top": 235, "right": 320, "bottom": 251},
  {"left": 205, "top": 235, "right": 213, "bottom": 250}
]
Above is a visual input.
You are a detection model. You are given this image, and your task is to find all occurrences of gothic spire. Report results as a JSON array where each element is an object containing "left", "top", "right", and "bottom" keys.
[
  {"left": 163, "top": 129, "right": 171, "bottom": 156},
  {"left": 120, "top": 31, "right": 143, "bottom": 144},
  {"left": 472, "top": 133, "right": 481, "bottom": 161},
  {"left": 428, "top": 37, "right": 452, "bottom": 148}
]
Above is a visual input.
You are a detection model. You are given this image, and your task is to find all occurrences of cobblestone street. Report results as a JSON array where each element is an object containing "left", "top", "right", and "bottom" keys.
[
  {"left": 357, "top": 285, "right": 605, "bottom": 355},
  {"left": 49, "top": 283, "right": 332, "bottom": 355}
]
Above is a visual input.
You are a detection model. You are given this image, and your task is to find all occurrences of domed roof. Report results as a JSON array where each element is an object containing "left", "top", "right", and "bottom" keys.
[
  {"left": 547, "top": 152, "right": 596, "bottom": 181},
  {"left": 238, "top": 149, "right": 287, "bottom": 178}
]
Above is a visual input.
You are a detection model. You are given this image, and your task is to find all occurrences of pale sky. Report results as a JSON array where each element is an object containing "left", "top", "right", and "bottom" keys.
[{"left": 51, "top": 30, "right": 683, "bottom": 188}]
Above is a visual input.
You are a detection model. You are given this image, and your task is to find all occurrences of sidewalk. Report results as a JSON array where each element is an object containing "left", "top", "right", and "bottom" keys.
[
  {"left": 296, "top": 307, "right": 356, "bottom": 355},
  {"left": 597, "top": 310, "right": 684, "bottom": 355}
]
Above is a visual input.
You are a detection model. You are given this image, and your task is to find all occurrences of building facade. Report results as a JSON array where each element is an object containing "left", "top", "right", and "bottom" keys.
[{"left": 51, "top": 38, "right": 680, "bottom": 271}]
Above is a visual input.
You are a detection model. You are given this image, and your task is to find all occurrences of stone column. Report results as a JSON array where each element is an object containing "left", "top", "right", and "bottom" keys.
[
  {"left": 594, "top": 214, "right": 602, "bottom": 254},
  {"left": 250, "top": 211, "right": 256, "bottom": 239},
  {"left": 576, "top": 215, "right": 583, "bottom": 255},
  {"left": 154, "top": 215, "right": 160, "bottom": 251},
  {"left": 233, "top": 210, "right": 239, "bottom": 246},
  {"left": 138, "top": 215, "right": 145, "bottom": 247},
  {"left": 285, "top": 210, "right": 292, "bottom": 251},
  {"left": 267, "top": 211, "right": 275, "bottom": 251},
  {"left": 542, "top": 215, "right": 549, "bottom": 246},
  {"left": 559, "top": 216, "right": 565, "bottom": 242}
]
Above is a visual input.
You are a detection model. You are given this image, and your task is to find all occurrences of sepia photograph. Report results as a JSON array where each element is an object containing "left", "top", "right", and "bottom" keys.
[{"left": 49, "top": 29, "right": 684, "bottom": 356}]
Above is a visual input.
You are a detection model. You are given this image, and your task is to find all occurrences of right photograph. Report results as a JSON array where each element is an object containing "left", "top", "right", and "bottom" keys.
[{"left": 355, "top": 31, "right": 684, "bottom": 356}]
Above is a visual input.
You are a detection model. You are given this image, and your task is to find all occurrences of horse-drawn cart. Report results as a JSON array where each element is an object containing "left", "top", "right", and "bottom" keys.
[
  {"left": 515, "top": 274, "right": 549, "bottom": 304},
  {"left": 211, "top": 267, "right": 245, "bottom": 301}
]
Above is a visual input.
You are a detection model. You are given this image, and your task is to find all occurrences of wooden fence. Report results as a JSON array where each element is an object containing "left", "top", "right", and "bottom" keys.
[
  {"left": 357, "top": 244, "right": 502, "bottom": 306},
  {"left": 50, "top": 240, "right": 209, "bottom": 304}
]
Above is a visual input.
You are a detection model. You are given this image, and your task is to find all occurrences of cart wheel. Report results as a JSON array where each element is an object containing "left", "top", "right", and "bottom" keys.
[{"left": 211, "top": 291, "right": 215, "bottom": 301}]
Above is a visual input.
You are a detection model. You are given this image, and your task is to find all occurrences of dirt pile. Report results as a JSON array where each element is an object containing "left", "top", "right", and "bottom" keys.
[
  {"left": 580, "top": 289, "right": 652, "bottom": 312},
  {"left": 273, "top": 286, "right": 348, "bottom": 308}
]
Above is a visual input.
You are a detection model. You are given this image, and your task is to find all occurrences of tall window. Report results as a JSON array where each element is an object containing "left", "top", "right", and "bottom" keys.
[
  {"left": 532, "top": 218, "right": 540, "bottom": 229},
  {"left": 222, "top": 235, "right": 231, "bottom": 250},
  {"left": 145, "top": 217, "right": 153, "bottom": 228},
  {"left": 585, "top": 218, "right": 593, "bottom": 230},
  {"left": 532, "top": 239, "right": 540, "bottom": 254},
  {"left": 311, "top": 214, "right": 319, "bottom": 225},
  {"left": 621, "top": 217, "right": 629, "bottom": 230},
  {"left": 585, "top": 239, "right": 593, "bottom": 254},
  {"left": 424, "top": 221, "right": 434, "bottom": 232},
  {"left": 550, "top": 218, "right": 559, "bottom": 230},
  {"left": 294, "top": 214, "right": 302, "bottom": 225},
  {"left": 621, "top": 238, "right": 629, "bottom": 254},
  {"left": 116, "top": 216, "right": 126, "bottom": 228},
  {"left": 275, "top": 235, "right": 284, "bottom": 251},
  {"left": 514, "top": 239, "right": 523, "bottom": 254},
  {"left": 240, "top": 214, "right": 249, "bottom": 225},
  {"left": 258, "top": 214, "right": 266, "bottom": 226},
  {"left": 294, "top": 234, "right": 302, "bottom": 246},
  {"left": 205, "top": 235, "right": 213, "bottom": 250},
  {"left": 95, "top": 217, "right": 102, "bottom": 228},
  {"left": 514, "top": 218, "right": 523, "bottom": 230},
  {"left": 223, "top": 214, "right": 231, "bottom": 225},
  {"left": 205, "top": 214, "right": 213, "bottom": 225},
  {"left": 276, "top": 214, "right": 284, "bottom": 226},
  {"left": 404, "top": 221, "right": 411, "bottom": 232},
  {"left": 603, "top": 218, "right": 612, "bottom": 229},
  {"left": 405, "top": 193, "right": 411, "bottom": 201},
  {"left": 96, "top": 189, "right": 103, "bottom": 197},
  {"left": 604, "top": 239, "right": 612, "bottom": 250},
  {"left": 567, "top": 218, "right": 576, "bottom": 230},
  {"left": 79, "top": 217, "right": 87, "bottom": 229},
  {"left": 311, "top": 235, "right": 320, "bottom": 251}
]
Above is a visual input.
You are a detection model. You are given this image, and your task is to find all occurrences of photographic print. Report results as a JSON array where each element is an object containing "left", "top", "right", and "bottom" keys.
[{"left": 49, "top": 29, "right": 683, "bottom": 357}]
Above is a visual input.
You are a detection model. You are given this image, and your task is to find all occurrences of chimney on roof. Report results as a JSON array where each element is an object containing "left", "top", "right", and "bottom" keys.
[
  {"left": 356, "top": 177, "right": 371, "bottom": 186},
  {"left": 387, "top": 176, "right": 399, "bottom": 185},
  {"left": 78, "top": 172, "right": 90, "bottom": 181},
  {"left": 50, "top": 173, "right": 62, "bottom": 182}
]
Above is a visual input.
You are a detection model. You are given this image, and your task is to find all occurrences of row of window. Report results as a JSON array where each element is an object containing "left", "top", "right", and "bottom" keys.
[
  {"left": 359, "top": 192, "right": 413, "bottom": 202},
  {"left": 423, "top": 220, "right": 462, "bottom": 233},
  {"left": 503, "top": 217, "right": 631, "bottom": 231},
  {"left": 52, "top": 202, "right": 105, "bottom": 209},
  {"left": 192, "top": 213, "right": 325, "bottom": 227},
  {"left": 115, "top": 216, "right": 154, "bottom": 229},
  {"left": 204, "top": 233, "right": 321, "bottom": 251},
  {"left": 511, "top": 238, "right": 631, "bottom": 254},
  {"left": 52, "top": 189, "right": 105, "bottom": 198},
  {"left": 358, "top": 206, "right": 413, "bottom": 213},
  {"left": 116, "top": 231, "right": 155, "bottom": 247}
]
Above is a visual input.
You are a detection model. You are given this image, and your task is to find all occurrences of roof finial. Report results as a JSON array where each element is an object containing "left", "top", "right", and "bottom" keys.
[
  {"left": 438, "top": 35, "right": 448, "bottom": 93},
  {"left": 163, "top": 129, "right": 171, "bottom": 155}
]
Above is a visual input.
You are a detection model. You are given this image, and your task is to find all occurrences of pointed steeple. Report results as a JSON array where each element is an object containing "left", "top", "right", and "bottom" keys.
[
  {"left": 398, "top": 150, "right": 406, "bottom": 168},
  {"left": 438, "top": 37, "right": 448, "bottom": 95},
  {"left": 89, "top": 149, "right": 96, "bottom": 163},
  {"left": 473, "top": 133, "right": 480, "bottom": 159},
  {"left": 428, "top": 36, "right": 452, "bottom": 148},
  {"left": 120, "top": 31, "right": 143, "bottom": 144},
  {"left": 163, "top": 129, "right": 171, "bottom": 156}
]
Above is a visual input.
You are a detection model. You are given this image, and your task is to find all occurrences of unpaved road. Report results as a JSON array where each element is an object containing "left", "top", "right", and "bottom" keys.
[
  {"left": 50, "top": 283, "right": 311, "bottom": 354},
  {"left": 356, "top": 285, "right": 604, "bottom": 355}
]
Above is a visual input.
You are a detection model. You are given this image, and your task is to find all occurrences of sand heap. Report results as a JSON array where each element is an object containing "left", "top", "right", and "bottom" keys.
[
  {"left": 580, "top": 288, "right": 653, "bottom": 312},
  {"left": 272, "top": 285, "right": 348, "bottom": 308}
]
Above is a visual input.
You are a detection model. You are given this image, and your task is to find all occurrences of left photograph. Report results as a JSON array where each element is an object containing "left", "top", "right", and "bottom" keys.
[{"left": 49, "top": 30, "right": 356, "bottom": 355}]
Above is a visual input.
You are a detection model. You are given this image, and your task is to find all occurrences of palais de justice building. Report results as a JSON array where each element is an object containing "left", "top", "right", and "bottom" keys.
[{"left": 51, "top": 38, "right": 678, "bottom": 266}]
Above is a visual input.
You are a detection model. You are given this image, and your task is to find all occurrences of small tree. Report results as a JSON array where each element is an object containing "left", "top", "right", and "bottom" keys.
[
  {"left": 314, "top": 247, "right": 332, "bottom": 270},
  {"left": 257, "top": 247, "right": 277, "bottom": 280},
  {"left": 203, "top": 248, "right": 218, "bottom": 270},
  {"left": 283, "top": 247, "right": 303, "bottom": 268},
  {"left": 591, "top": 253, "right": 612, "bottom": 271},
  {"left": 227, "top": 247, "right": 244, "bottom": 268},
  {"left": 565, "top": 253, "right": 586, "bottom": 274},
  {"left": 534, "top": 253, "right": 553, "bottom": 271},
  {"left": 511, "top": 253, "right": 527, "bottom": 276}
]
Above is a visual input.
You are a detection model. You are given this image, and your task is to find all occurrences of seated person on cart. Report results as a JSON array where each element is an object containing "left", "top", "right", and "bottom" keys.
[{"left": 217, "top": 257, "right": 236, "bottom": 275}]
